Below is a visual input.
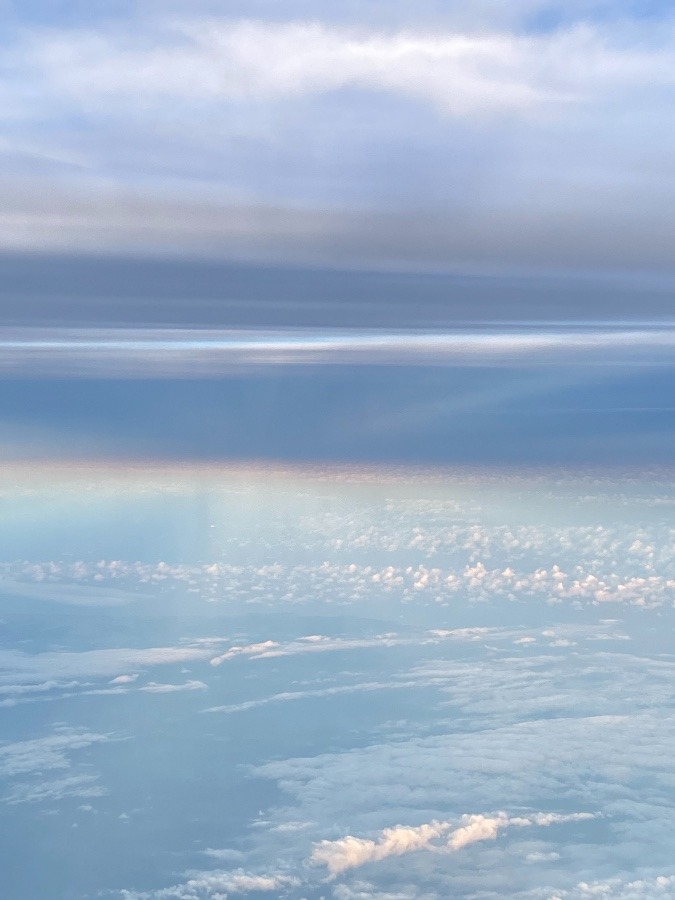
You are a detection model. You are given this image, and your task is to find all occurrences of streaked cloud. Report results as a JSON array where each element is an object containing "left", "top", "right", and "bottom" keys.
[
  {"left": 1, "top": 8, "right": 675, "bottom": 270},
  {"left": 0, "top": 326, "right": 672, "bottom": 377},
  {"left": 120, "top": 869, "right": 300, "bottom": 898}
]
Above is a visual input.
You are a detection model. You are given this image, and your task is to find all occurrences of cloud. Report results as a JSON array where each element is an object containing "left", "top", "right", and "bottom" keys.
[
  {"left": 139, "top": 680, "right": 207, "bottom": 693},
  {"left": 0, "top": 727, "right": 112, "bottom": 779},
  {"left": 311, "top": 812, "right": 596, "bottom": 875},
  {"left": 332, "top": 885, "right": 422, "bottom": 900},
  {"left": 0, "top": 327, "right": 672, "bottom": 377},
  {"left": 1, "top": 13, "right": 675, "bottom": 269},
  {"left": 203, "top": 680, "right": 413, "bottom": 715},
  {"left": 3, "top": 773, "right": 106, "bottom": 805},
  {"left": 0, "top": 645, "right": 211, "bottom": 683},
  {"left": 312, "top": 821, "right": 449, "bottom": 875},
  {"left": 18, "top": 18, "right": 675, "bottom": 119},
  {"left": 523, "top": 873, "right": 675, "bottom": 898},
  {"left": 447, "top": 811, "right": 595, "bottom": 851},
  {"left": 121, "top": 869, "right": 300, "bottom": 898},
  {"left": 0, "top": 727, "right": 114, "bottom": 805},
  {"left": 210, "top": 640, "right": 280, "bottom": 665},
  {"left": 446, "top": 813, "right": 503, "bottom": 850}
]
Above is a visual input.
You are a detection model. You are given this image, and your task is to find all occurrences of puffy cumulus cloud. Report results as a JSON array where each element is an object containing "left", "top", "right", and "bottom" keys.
[
  {"left": 13, "top": 514, "right": 673, "bottom": 610},
  {"left": 120, "top": 869, "right": 300, "bottom": 898},
  {"left": 254, "top": 707, "right": 674, "bottom": 891},
  {"left": 311, "top": 812, "right": 595, "bottom": 875},
  {"left": 312, "top": 820, "right": 450, "bottom": 875},
  {"left": 447, "top": 813, "right": 504, "bottom": 850},
  {"left": 447, "top": 811, "right": 595, "bottom": 851}
]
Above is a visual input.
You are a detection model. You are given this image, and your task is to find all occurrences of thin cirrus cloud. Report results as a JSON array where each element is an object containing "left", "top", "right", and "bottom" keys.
[{"left": 0, "top": 327, "right": 672, "bottom": 376}]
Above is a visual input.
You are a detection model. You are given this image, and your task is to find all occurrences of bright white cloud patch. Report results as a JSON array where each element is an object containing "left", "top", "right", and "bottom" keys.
[
  {"left": 19, "top": 18, "right": 675, "bottom": 118},
  {"left": 312, "top": 821, "right": 449, "bottom": 875},
  {"left": 311, "top": 812, "right": 596, "bottom": 875}
]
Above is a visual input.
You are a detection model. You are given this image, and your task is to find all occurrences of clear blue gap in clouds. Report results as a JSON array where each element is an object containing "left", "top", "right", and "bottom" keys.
[{"left": 0, "top": 366, "right": 672, "bottom": 464}]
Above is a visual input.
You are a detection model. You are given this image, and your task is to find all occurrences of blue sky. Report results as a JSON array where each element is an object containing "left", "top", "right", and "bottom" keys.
[{"left": 1, "top": 0, "right": 675, "bottom": 276}]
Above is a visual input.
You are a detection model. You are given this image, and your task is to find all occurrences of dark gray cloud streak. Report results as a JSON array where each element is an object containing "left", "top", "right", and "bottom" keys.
[{"left": 1, "top": 254, "right": 674, "bottom": 328}]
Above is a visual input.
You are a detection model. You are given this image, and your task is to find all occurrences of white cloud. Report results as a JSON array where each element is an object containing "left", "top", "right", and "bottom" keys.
[
  {"left": 0, "top": 645, "right": 211, "bottom": 682},
  {"left": 311, "top": 811, "right": 595, "bottom": 875},
  {"left": 0, "top": 727, "right": 112, "bottom": 778},
  {"left": 204, "top": 679, "right": 410, "bottom": 715},
  {"left": 2, "top": 10, "right": 675, "bottom": 267},
  {"left": 4, "top": 773, "right": 106, "bottom": 805},
  {"left": 202, "top": 848, "right": 245, "bottom": 862},
  {"left": 139, "top": 680, "right": 207, "bottom": 693},
  {"left": 332, "top": 883, "right": 422, "bottom": 899},
  {"left": 210, "top": 640, "right": 280, "bottom": 665},
  {"left": 446, "top": 813, "right": 504, "bottom": 850},
  {"left": 0, "top": 726, "right": 114, "bottom": 805},
  {"left": 312, "top": 820, "right": 450, "bottom": 875},
  {"left": 522, "top": 873, "right": 675, "bottom": 898},
  {"left": 20, "top": 18, "right": 675, "bottom": 121},
  {"left": 121, "top": 869, "right": 300, "bottom": 898},
  {"left": 447, "top": 811, "right": 595, "bottom": 851}
]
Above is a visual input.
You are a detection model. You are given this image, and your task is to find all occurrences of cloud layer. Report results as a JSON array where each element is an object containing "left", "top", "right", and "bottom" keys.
[{"left": 2, "top": 4, "right": 675, "bottom": 271}]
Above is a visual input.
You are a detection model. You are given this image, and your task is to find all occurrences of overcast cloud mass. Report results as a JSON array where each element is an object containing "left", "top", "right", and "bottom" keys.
[{"left": 1, "top": 0, "right": 675, "bottom": 279}]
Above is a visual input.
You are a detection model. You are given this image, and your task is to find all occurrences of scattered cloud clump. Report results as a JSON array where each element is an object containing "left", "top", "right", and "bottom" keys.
[{"left": 312, "top": 811, "right": 596, "bottom": 875}]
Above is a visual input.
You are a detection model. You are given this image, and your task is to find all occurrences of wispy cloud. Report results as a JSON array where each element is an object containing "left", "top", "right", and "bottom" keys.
[
  {"left": 120, "top": 869, "right": 300, "bottom": 898},
  {"left": 0, "top": 326, "right": 672, "bottom": 377},
  {"left": 16, "top": 18, "right": 675, "bottom": 118}
]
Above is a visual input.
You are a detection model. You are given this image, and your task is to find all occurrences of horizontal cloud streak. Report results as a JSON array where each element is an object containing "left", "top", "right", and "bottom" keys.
[
  {"left": 0, "top": 326, "right": 672, "bottom": 376},
  {"left": 17, "top": 18, "right": 675, "bottom": 117}
]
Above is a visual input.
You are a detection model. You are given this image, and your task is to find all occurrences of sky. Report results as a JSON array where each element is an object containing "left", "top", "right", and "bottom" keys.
[
  {"left": 0, "top": 0, "right": 675, "bottom": 284},
  {"left": 0, "top": 0, "right": 672, "bottom": 464},
  {"left": 1, "top": 8, "right": 674, "bottom": 898}
]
